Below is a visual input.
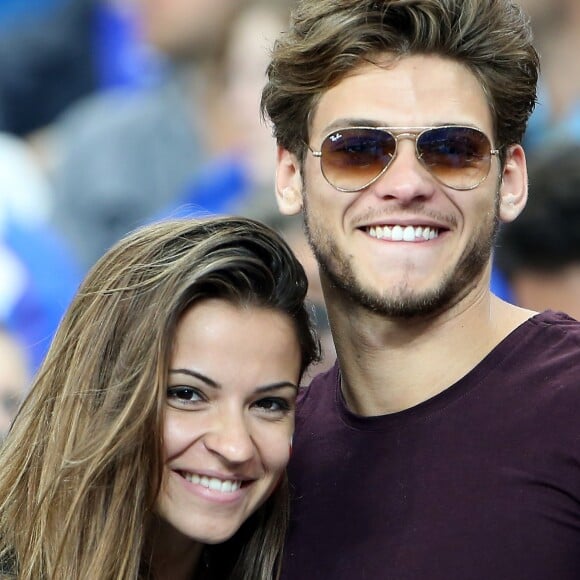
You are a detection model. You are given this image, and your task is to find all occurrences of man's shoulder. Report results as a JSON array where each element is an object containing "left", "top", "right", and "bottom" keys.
[
  {"left": 529, "top": 309, "right": 580, "bottom": 331},
  {"left": 297, "top": 361, "right": 339, "bottom": 404},
  {"left": 294, "top": 361, "right": 340, "bottom": 427},
  {"left": 519, "top": 310, "right": 580, "bottom": 364},
  {"left": 495, "top": 310, "right": 580, "bottom": 429}
]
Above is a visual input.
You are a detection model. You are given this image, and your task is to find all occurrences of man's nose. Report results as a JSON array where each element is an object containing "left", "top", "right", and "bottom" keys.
[{"left": 369, "top": 138, "right": 436, "bottom": 204}]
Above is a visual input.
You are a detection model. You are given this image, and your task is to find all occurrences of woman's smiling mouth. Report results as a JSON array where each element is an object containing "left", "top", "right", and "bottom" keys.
[{"left": 180, "top": 471, "right": 248, "bottom": 493}]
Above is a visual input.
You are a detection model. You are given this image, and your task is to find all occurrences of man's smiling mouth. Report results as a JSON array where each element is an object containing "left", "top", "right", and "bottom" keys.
[{"left": 367, "top": 225, "right": 441, "bottom": 242}]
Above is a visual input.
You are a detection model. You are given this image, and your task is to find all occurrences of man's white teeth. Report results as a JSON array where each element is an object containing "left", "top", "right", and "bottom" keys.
[
  {"left": 369, "top": 225, "right": 439, "bottom": 241},
  {"left": 184, "top": 473, "right": 242, "bottom": 493}
]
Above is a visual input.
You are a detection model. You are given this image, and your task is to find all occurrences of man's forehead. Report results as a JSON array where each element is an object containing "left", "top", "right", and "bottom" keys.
[{"left": 309, "top": 55, "right": 492, "bottom": 137}]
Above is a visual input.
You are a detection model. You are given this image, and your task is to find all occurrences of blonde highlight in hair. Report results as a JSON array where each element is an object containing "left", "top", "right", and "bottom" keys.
[{"left": 0, "top": 216, "right": 319, "bottom": 579}]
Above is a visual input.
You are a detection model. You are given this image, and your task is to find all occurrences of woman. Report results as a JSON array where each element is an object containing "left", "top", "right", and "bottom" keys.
[{"left": 0, "top": 216, "right": 319, "bottom": 579}]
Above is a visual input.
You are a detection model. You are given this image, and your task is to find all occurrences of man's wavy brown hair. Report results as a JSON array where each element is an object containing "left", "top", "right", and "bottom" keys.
[{"left": 261, "top": 0, "right": 539, "bottom": 164}]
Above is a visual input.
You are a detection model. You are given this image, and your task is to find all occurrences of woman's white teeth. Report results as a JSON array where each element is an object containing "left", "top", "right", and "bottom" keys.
[
  {"left": 369, "top": 225, "right": 439, "bottom": 241},
  {"left": 184, "top": 473, "right": 242, "bottom": 493}
]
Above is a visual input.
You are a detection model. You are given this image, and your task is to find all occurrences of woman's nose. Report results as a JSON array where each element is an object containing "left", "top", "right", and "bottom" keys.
[{"left": 203, "top": 411, "right": 255, "bottom": 464}]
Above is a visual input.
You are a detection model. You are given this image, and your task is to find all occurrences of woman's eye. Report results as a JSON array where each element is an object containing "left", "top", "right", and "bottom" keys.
[
  {"left": 166, "top": 386, "right": 204, "bottom": 406},
  {"left": 253, "top": 397, "right": 292, "bottom": 414}
]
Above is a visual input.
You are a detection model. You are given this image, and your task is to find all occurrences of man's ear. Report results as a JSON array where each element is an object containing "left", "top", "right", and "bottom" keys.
[
  {"left": 499, "top": 144, "right": 528, "bottom": 223},
  {"left": 275, "top": 146, "right": 304, "bottom": 215}
]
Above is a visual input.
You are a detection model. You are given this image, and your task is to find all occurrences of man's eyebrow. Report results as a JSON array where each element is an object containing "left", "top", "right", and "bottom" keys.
[
  {"left": 322, "top": 117, "right": 385, "bottom": 133},
  {"left": 321, "top": 118, "right": 459, "bottom": 133},
  {"left": 169, "top": 369, "right": 220, "bottom": 388}
]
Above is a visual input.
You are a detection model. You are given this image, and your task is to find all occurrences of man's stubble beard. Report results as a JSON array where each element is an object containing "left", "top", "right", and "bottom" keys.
[{"left": 302, "top": 192, "right": 500, "bottom": 319}]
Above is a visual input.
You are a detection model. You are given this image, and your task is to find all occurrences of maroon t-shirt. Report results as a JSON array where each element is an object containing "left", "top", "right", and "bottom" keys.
[{"left": 282, "top": 311, "right": 580, "bottom": 579}]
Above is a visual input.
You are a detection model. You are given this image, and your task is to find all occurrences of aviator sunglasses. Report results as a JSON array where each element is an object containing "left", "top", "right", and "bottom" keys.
[{"left": 308, "top": 125, "right": 500, "bottom": 192}]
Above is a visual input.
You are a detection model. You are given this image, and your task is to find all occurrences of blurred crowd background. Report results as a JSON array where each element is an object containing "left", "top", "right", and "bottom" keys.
[{"left": 1, "top": 0, "right": 580, "bottom": 434}]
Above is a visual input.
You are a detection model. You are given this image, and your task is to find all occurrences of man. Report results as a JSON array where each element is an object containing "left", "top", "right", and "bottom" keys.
[
  {"left": 261, "top": 1, "right": 580, "bottom": 578},
  {"left": 495, "top": 144, "right": 580, "bottom": 320}
]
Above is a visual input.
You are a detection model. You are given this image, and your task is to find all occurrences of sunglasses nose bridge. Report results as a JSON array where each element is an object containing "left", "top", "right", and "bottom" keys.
[
  {"left": 388, "top": 132, "right": 424, "bottom": 172},
  {"left": 367, "top": 132, "right": 436, "bottom": 198},
  {"left": 392, "top": 130, "right": 451, "bottom": 186}
]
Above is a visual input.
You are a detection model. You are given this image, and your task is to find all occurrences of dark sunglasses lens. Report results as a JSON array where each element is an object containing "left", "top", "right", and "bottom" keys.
[
  {"left": 320, "top": 128, "right": 395, "bottom": 191},
  {"left": 418, "top": 127, "right": 492, "bottom": 189}
]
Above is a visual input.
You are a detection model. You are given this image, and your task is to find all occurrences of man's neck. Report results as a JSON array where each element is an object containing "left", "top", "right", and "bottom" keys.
[{"left": 326, "top": 287, "right": 535, "bottom": 416}]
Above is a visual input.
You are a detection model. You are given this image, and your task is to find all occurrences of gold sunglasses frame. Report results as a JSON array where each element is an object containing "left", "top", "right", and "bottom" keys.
[{"left": 308, "top": 125, "right": 500, "bottom": 192}]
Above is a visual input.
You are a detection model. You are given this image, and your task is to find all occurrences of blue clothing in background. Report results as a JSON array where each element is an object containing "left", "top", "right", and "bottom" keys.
[
  {"left": 3, "top": 220, "right": 81, "bottom": 370},
  {"left": 0, "top": 0, "right": 64, "bottom": 25},
  {"left": 490, "top": 264, "right": 514, "bottom": 303},
  {"left": 92, "top": 1, "right": 166, "bottom": 91},
  {"left": 154, "top": 155, "right": 254, "bottom": 221},
  {"left": 524, "top": 85, "right": 580, "bottom": 155}
]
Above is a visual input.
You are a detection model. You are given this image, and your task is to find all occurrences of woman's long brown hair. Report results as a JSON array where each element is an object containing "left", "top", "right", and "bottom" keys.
[{"left": 0, "top": 216, "right": 319, "bottom": 580}]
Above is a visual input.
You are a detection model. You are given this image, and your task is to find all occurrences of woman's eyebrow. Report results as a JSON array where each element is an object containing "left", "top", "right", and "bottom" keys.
[
  {"left": 169, "top": 368, "right": 220, "bottom": 389},
  {"left": 168, "top": 372, "right": 298, "bottom": 393},
  {"left": 255, "top": 381, "right": 299, "bottom": 394}
]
